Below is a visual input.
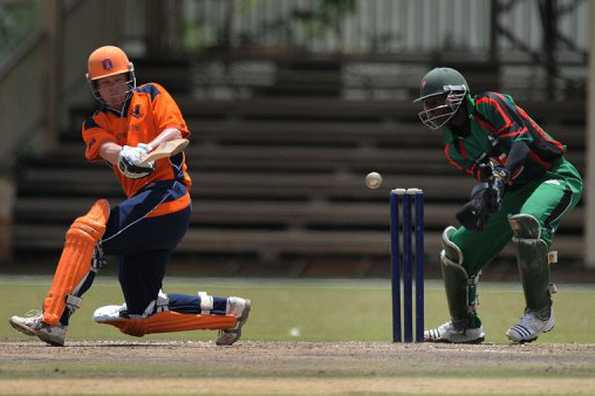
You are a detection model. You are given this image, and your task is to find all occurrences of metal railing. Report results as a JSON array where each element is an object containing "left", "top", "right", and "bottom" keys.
[
  {"left": 119, "top": 0, "right": 588, "bottom": 101},
  {"left": 135, "top": 0, "right": 588, "bottom": 62},
  {"left": 139, "top": 0, "right": 494, "bottom": 57}
]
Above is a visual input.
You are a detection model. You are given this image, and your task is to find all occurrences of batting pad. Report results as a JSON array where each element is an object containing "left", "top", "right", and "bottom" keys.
[
  {"left": 94, "top": 308, "right": 237, "bottom": 337},
  {"left": 43, "top": 199, "right": 110, "bottom": 325}
]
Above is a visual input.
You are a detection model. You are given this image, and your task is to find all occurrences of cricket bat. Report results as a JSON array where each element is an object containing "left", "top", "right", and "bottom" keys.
[{"left": 138, "top": 138, "right": 189, "bottom": 166}]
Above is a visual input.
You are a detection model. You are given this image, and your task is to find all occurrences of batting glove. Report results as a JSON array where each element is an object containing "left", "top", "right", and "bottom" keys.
[{"left": 117, "top": 145, "right": 154, "bottom": 179}]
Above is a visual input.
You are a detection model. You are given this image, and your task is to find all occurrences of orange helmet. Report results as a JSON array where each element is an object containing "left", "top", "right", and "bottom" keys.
[
  {"left": 87, "top": 45, "right": 133, "bottom": 80},
  {"left": 86, "top": 45, "right": 136, "bottom": 114}
]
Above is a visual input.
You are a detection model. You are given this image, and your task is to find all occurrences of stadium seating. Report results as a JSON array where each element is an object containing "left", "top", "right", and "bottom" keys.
[{"left": 14, "top": 69, "right": 586, "bottom": 276}]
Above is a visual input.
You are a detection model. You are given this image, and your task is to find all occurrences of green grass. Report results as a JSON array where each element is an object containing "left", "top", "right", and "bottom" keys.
[
  {"left": 2, "top": 276, "right": 595, "bottom": 395},
  {"left": 2, "top": 275, "right": 595, "bottom": 344}
]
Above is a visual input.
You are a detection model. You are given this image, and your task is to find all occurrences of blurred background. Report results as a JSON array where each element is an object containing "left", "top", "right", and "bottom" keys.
[{"left": 0, "top": 0, "right": 593, "bottom": 280}]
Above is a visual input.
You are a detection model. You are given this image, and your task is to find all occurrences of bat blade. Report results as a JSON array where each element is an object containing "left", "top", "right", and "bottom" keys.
[{"left": 138, "top": 138, "right": 189, "bottom": 166}]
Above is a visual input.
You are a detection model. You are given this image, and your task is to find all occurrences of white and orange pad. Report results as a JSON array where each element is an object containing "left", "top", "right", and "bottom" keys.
[
  {"left": 94, "top": 307, "right": 236, "bottom": 337},
  {"left": 42, "top": 199, "right": 110, "bottom": 325}
]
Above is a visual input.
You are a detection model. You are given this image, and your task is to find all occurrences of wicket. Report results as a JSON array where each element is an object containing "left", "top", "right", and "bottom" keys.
[{"left": 390, "top": 188, "right": 424, "bottom": 342}]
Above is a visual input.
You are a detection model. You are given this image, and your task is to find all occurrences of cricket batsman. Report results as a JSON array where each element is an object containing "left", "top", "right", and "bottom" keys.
[
  {"left": 415, "top": 67, "right": 583, "bottom": 343},
  {"left": 9, "top": 45, "right": 251, "bottom": 346}
]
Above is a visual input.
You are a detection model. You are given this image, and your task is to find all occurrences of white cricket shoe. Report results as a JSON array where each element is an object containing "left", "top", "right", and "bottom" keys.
[
  {"left": 425, "top": 321, "right": 485, "bottom": 344},
  {"left": 506, "top": 309, "right": 555, "bottom": 343},
  {"left": 93, "top": 304, "right": 127, "bottom": 322},
  {"left": 9, "top": 310, "right": 67, "bottom": 347},
  {"left": 216, "top": 297, "right": 251, "bottom": 346}
]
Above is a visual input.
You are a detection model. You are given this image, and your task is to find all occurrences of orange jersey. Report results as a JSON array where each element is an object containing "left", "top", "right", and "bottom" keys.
[{"left": 81, "top": 82, "right": 192, "bottom": 199}]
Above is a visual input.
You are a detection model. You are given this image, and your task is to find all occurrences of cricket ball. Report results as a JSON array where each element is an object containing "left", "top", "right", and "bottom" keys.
[{"left": 365, "top": 171, "right": 383, "bottom": 189}]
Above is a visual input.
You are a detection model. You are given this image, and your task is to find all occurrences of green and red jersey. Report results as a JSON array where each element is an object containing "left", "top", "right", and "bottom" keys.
[{"left": 442, "top": 92, "right": 565, "bottom": 186}]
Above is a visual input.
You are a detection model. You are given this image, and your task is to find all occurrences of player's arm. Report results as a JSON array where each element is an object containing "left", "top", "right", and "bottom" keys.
[
  {"left": 97, "top": 126, "right": 183, "bottom": 164},
  {"left": 475, "top": 93, "right": 533, "bottom": 182},
  {"left": 99, "top": 141, "right": 122, "bottom": 166},
  {"left": 443, "top": 143, "right": 477, "bottom": 178},
  {"left": 498, "top": 140, "right": 529, "bottom": 183},
  {"left": 83, "top": 117, "right": 153, "bottom": 179},
  {"left": 99, "top": 141, "right": 153, "bottom": 179}
]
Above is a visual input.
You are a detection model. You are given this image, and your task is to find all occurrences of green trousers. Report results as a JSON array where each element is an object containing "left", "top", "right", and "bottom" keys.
[{"left": 451, "top": 157, "right": 583, "bottom": 276}]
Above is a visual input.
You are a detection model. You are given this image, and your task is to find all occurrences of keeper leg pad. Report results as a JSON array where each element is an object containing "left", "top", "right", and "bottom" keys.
[
  {"left": 43, "top": 199, "right": 110, "bottom": 325},
  {"left": 441, "top": 226, "right": 480, "bottom": 330},
  {"left": 508, "top": 214, "right": 552, "bottom": 313},
  {"left": 98, "top": 311, "right": 237, "bottom": 337}
]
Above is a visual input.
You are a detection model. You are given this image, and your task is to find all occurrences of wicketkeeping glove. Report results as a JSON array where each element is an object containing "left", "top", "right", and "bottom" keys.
[
  {"left": 456, "top": 183, "right": 492, "bottom": 231},
  {"left": 456, "top": 175, "right": 505, "bottom": 232},
  {"left": 478, "top": 162, "right": 509, "bottom": 209},
  {"left": 117, "top": 145, "right": 154, "bottom": 179}
]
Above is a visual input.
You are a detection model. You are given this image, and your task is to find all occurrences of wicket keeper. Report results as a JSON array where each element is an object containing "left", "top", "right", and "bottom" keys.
[
  {"left": 415, "top": 67, "right": 582, "bottom": 343},
  {"left": 9, "top": 45, "right": 251, "bottom": 346}
]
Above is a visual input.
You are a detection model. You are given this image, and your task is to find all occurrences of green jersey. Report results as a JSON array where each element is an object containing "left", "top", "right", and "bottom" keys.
[{"left": 442, "top": 92, "right": 566, "bottom": 186}]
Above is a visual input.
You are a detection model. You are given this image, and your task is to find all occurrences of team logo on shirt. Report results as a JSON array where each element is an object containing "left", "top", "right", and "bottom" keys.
[
  {"left": 102, "top": 59, "right": 113, "bottom": 71},
  {"left": 131, "top": 105, "right": 142, "bottom": 118}
]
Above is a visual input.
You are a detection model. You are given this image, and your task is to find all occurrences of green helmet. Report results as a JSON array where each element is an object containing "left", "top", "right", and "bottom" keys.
[{"left": 414, "top": 67, "right": 469, "bottom": 130}]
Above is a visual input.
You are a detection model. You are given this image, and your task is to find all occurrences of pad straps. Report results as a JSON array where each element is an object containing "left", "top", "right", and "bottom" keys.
[{"left": 198, "top": 291, "right": 214, "bottom": 314}]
